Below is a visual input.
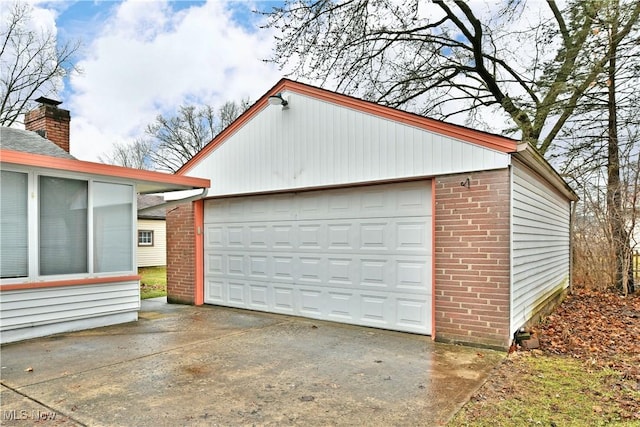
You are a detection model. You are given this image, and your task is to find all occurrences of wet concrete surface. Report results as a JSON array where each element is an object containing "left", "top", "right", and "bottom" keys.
[{"left": 0, "top": 298, "right": 504, "bottom": 426}]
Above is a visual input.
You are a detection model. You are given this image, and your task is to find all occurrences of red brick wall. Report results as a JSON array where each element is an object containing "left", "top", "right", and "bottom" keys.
[
  {"left": 434, "top": 169, "right": 511, "bottom": 350},
  {"left": 25, "top": 105, "right": 71, "bottom": 153},
  {"left": 166, "top": 203, "right": 196, "bottom": 304}
]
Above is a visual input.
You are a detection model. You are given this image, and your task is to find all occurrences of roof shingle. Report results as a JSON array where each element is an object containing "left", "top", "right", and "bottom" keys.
[{"left": 0, "top": 127, "right": 75, "bottom": 160}]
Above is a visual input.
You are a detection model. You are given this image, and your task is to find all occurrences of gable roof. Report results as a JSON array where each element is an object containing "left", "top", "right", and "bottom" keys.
[
  {"left": 178, "top": 78, "right": 577, "bottom": 202},
  {"left": 178, "top": 78, "right": 520, "bottom": 175},
  {"left": 1, "top": 127, "right": 75, "bottom": 159}
]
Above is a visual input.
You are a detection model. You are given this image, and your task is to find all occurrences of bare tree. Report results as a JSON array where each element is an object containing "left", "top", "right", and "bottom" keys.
[
  {"left": 99, "top": 139, "right": 153, "bottom": 170},
  {"left": 262, "top": 0, "right": 639, "bottom": 155},
  {"left": 219, "top": 99, "right": 252, "bottom": 130},
  {"left": 100, "top": 99, "right": 251, "bottom": 172},
  {"left": 0, "top": 1, "right": 80, "bottom": 126},
  {"left": 556, "top": 0, "right": 640, "bottom": 293}
]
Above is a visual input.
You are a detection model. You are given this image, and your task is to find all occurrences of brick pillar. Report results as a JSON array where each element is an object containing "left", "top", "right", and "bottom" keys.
[
  {"left": 434, "top": 169, "right": 511, "bottom": 350},
  {"left": 166, "top": 202, "right": 196, "bottom": 304},
  {"left": 24, "top": 98, "right": 71, "bottom": 153}
]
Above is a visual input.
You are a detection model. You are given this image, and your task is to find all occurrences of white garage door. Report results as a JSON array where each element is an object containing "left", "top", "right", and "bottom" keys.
[{"left": 203, "top": 181, "right": 432, "bottom": 334}]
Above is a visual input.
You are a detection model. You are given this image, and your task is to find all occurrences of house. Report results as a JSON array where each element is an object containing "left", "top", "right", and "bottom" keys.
[
  {"left": 0, "top": 99, "right": 209, "bottom": 344},
  {"left": 167, "top": 79, "right": 578, "bottom": 350},
  {"left": 137, "top": 194, "right": 167, "bottom": 268}
]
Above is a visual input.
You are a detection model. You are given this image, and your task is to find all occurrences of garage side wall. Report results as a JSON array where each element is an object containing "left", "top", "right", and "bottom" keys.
[
  {"left": 435, "top": 169, "right": 511, "bottom": 349},
  {"left": 511, "top": 160, "right": 571, "bottom": 336},
  {"left": 167, "top": 203, "right": 196, "bottom": 304}
]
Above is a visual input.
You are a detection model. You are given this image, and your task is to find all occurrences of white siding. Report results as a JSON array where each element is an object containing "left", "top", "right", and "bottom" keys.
[
  {"left": 137, "top": 219, "right": 166, "bottom": 267},
  {"left": 511, "top": 161, "right": 571, "bottom": 335},
  {"left": 0, "top": 281, "right": 139, "bottom": 343},
  {"left": 187, "top": 92, "right": 510, "bottom": 196}
]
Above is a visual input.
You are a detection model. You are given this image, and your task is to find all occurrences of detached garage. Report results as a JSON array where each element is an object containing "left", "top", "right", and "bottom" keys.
[{"left": 168, "top": 79, "right": 577, "bottom": 350}]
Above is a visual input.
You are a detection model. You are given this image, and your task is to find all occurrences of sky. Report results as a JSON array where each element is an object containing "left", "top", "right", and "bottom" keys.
[{"left": 21, "top": 0, "right": 287, "bottom": 162}]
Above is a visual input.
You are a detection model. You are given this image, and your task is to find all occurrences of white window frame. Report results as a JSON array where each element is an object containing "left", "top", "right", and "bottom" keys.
[{"left": 138, "top": 230, "right": 154, "bottom": 247}]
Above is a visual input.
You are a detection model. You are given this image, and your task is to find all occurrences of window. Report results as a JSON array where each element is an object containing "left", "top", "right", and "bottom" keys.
[
  {"left": 39, "top": 176, "right": 88, "bottom": 275},
  {"left": 0, "top": 171, "right": 135, "bottom": 282},
  {"left": 138, "top": 230, "right": 154, "bottom": 246},
  {"left": 1, "top": 171, "right": 28, "bottom": 278},
  {"left": 94, "top": 182, "right": 133, "bottom": 272}
]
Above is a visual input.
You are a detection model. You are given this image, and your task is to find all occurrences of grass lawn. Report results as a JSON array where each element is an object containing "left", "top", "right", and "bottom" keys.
[
  {"left": 138, "top": 266, "right": 167, "bottom": 299},
  {"left": 449, "top": 289, "right": 640, "bottom": 426},
  {"left": 449, "top": 352, "right": 639, "bottom": 426}
]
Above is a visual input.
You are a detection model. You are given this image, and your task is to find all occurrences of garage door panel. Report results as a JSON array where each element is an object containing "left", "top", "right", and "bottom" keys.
[
  {"left": 327, "top": 292, "right": 355, "bottom": 320},
  {"left": 298, "top": 288, "right": 323, "bottom": 316},
  {"left": 273, "top": 225, "right": 295, "bottom": 249},
  {"left": 204, "top": 181, "right": 432, "bottom": 335},
  {"left": 359, "top": 222, "right": 389, "bottom": 250},
  {"left": 397, "top": 187, "right": 430, "bottom": 211},
  {"left": 205, "top": 279, "right": 224, "bottom": 303},
  {"left": 328, "top": 193, "right": 352, "bottom": 214},
  {"left": 299, "top": 193, "right": 327, "bottom": 217},
  {"left": 273, "top": 256, "right": 295, "bottom": 281},
  {"left": 248, "top": 226, "right": 268, "bottom": 249},
  {"left": 328, "top": 223, "right": 355, "bottom": 250},
  {"left": 205, "top": 253, "right": 223, "bottom": 275},
  {"left": 248, "top": 256, "right": 268, "bottom": 278},
  {"left": 227, "top": 255, "right": 245, "bottom": 276},
  {"left": 396, "top": 298, "right": 429, "bottom": 329},
  {"left": 360, "top": 259, "right": 389, "bottom": 288},
  {"left": 396, "top": 221, "right": 430, "bottom": 251},
  {"left": 249, "top": 284, "right": 269, "bottom": 308},
  {"left": 227, "top": 282, "right": 246, "bottom": 305},
  {"left": 273, "top": 287, "right": 295, "bottom": 312},
  {"left": 361, "top": 190, "right": 386, "bottom": 213},
  {"left": 298, "top": 223, "right": 324, "bottom": 249},
  {"left": 206, "top": 226, "right": 224, "bottom": 247},
  {"left": 227, "top": 226, "right": 244, "bottom": 247},
  {"left": 397, "top": 260, "right": 429, "bottom": 290},
  {"left": 361, "top": 294, "right": 389, "bottom": 324},
  {"left": 327, "top": 257, "right": 355, "bottom": 286}
]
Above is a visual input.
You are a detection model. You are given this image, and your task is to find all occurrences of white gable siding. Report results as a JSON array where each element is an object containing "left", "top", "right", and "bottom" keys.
[
  {"left": 137, "top": 219, "right": 166, "bottom": 267},
  {"left": 0, "top": 281, "right": 139, "bottom": 343},
  {"left": 511, "top": 161, "right": 571, "bottom": 335},
  {"left": 187, "top": 92, "right": 510, "bottom": 196}
]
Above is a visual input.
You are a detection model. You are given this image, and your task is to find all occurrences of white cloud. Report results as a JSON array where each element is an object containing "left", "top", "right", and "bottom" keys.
[{"left": 61, "top": 0, "right": 282, "bottom": 162}]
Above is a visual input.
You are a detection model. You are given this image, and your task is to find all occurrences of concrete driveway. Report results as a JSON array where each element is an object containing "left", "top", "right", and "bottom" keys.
[{"left": 1, "top": 298, "right": 503, "bottom": 426}]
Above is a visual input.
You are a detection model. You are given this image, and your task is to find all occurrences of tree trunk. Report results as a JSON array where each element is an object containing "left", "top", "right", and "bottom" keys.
[{"left": 606, "top": 5, "right": 635, "bottom": 294}]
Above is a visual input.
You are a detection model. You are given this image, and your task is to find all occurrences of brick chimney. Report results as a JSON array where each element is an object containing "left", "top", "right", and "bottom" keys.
[{"left": 24, "top": 97, "right": 71, "bottom": 153}]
